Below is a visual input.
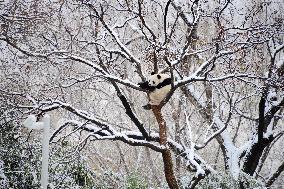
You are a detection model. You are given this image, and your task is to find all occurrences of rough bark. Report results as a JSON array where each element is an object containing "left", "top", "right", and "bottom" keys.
[
  {"left": 152, "top": 105, "right": 180, "bottom": 189},
  {"left": 266, "top": 161, "right": 284, "bottom": 187},
  {"left": 242, "top": 94, "right": 279, "bottom": 175}
]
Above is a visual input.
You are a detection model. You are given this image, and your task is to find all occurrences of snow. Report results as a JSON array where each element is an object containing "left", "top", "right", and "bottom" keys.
[
  {"left": 1, "top": 0, "right": 283, "bottom": 188},
  {"left": 26, "top": 95, "right": 39, "bottom": 107},
  {"left": 0, "top": 160, "right": 8, "bottom": 189},
  {"left": 103, "top": 21, "right": 142, "bottom": 65},
  {"left": 213, "top": 116, "right": 241, "bottom": 179},
  {"left": 23, "top": 115, "right": 44, "bottom": 130},
  {"left": 168, "top": 138, "right": 184, "bottom": 151},
  {"left": 186, "top": 84, "right": 207, "bottom": 107},
  {"left": 275, "top": 58, "right": 284, "bottom": 69},
  {"left": 264, "top": 117, "right": 274, "bottom": 139},
  {"left": 272, "top": 44, "right": 284, "bottom": 57},
  {"left": 69, "top": 55, "right": 106, "bottom": 74},
  {"left": 100, "top": 74, "right": 140, "bottom": 89},
  {"left": 265, "top": 88, "right": 281, "bottom": 114},
  {"left": 172, "top": 0, "right": 194, "bottom": 24},
  {"left": 122, "top": 130, "right": 143, "bottom": 136}
]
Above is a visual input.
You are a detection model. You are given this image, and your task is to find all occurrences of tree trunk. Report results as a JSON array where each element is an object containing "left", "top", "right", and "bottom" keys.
[{"left": 152, "top": 105, "right": 180, "bottom": 189}]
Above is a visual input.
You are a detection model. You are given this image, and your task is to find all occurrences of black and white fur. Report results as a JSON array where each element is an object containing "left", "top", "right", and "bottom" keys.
[{"left": 138, "top": 73, "right": 172, "bottom": 109}]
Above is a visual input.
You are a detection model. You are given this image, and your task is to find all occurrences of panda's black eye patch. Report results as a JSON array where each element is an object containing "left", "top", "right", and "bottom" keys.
[{"left": 152, "top": 81, "right": 155, "bottom": 84}]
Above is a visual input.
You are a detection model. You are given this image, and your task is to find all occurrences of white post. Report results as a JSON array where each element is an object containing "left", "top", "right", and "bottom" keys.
[
  {"left": 40, "top": 115, "right": 50, "bottom": 189},
  {"left": 23, "top": 114, "right": 50, "bottom": 189}
]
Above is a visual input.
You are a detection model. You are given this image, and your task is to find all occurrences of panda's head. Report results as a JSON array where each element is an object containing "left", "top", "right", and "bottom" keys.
[{"left": 148, "top": 72, "right": 170, "bottom": 87}]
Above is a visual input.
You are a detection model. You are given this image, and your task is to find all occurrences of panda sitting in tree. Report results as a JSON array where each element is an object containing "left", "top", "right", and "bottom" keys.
[{"left": 138, "top": 72, "right": 172, "bottom": 109}]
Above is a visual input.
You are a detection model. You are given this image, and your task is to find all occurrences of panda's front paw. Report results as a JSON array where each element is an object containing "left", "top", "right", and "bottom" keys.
[
  {"left": 142, "top": 104, "right": 152, "bottom": 110},
  {"left": 138, "top": 82, "right": 156, "bottom": 92},
  {"left": 138, "top": 81, "right": 149, "bottom": 89}
]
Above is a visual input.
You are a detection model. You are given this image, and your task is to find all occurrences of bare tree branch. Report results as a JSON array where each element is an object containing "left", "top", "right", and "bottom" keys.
[{"left": 266, "top": 161, "right": 284, "bottom": 187}]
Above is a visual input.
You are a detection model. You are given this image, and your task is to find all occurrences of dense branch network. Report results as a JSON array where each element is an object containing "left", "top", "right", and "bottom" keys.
[{"left": 1, "top": 0, "right": 283, "bottom": 188}]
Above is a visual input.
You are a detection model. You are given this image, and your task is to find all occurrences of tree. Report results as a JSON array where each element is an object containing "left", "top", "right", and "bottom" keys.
[
  {"left": 0, "top": 96, "right": 95, "bottom": 188},
  {"left": 0, "top": 0, "right": 283, "bottom": 188}
]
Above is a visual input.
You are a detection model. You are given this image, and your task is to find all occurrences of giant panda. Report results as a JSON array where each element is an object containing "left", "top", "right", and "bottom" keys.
[{"left": 138, "top": 72, "right": 172, "bottom": 109}]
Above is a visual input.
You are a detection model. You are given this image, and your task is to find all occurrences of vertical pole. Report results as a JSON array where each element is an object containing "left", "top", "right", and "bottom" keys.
[{"left": 41, "top": 115, "right": 50, "bottom": 189}]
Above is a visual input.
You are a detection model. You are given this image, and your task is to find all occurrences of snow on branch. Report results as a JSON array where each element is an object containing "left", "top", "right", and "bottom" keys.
[
  {"left": 50, "top": 120, "right": 82, "bottom": 142},
  {"left": 68, "top": 55, "right": 108, "bottom": 74},
  {"left": 20, "top": 94, "right": 217, "bottom": 179},
  {"left": 49, "top": 113, "right": 214, "bottom": 175},
  {"left": 271, "top": 43, "right": 284, "bottom": 59},
  {"left": 84, "top": 3, "right": 142, "bottom": 66},
  {"left": 171, "top": 0, "right": 198, "bottom": 27},
  {"left": 23, "top": 92, "right": 148, "bottom": 141},
  {"left": 175, "top": 73, "right": 266, "bottom": 87},
  {"left": 195, "top": 121, "right": 228, "bottom": 150},
  {"left": 213, "top": 115, "right": 245, "bottom": 179},
  {"left": 265, "top": 160, "right": 284, "bottom": 187},
  {"left": 29, "top": 100, "right": 115, "bottom": 131},
  {"left": 137, "top": 0, "right": 157, "bottom": 42},
  {"left": 1, "top": 27, "right": 143, "bottom": 92},
  {"left": 50, "top": 119, "right": 165, "bottom": 152},
  {"left": 264, "top": 97, "right": 284, "bottom": 130},
  {"left": 167, "top": 139, "right": 214, "bottom": 174},
  {"left": 3, "top": 34, "right": 264, "bottom": 93},
  {"left": 0, "top": 37, "right": 67, "bottom": 58},
  {"left": 111, "top": 16, "right": 138, "bottom": 30},
  {"left": 68, "top": 55, "right": 142, "bottom": 90},
  {"left": 92, "top": 131, "right": 165, "bottom": 152}
]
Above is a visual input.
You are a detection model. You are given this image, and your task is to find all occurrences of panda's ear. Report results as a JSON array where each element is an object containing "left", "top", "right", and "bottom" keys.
[
  {"left": 151, "top": 72, "right": 155, "bottom": 75},
  {"left": 157, "top": 74, "right": 161, "bottom": 79}
]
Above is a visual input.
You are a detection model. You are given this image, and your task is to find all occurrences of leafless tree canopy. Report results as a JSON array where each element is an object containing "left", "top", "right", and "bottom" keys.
[{"left": 0, "top": 0, "right": 283, "bottom": 188}]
